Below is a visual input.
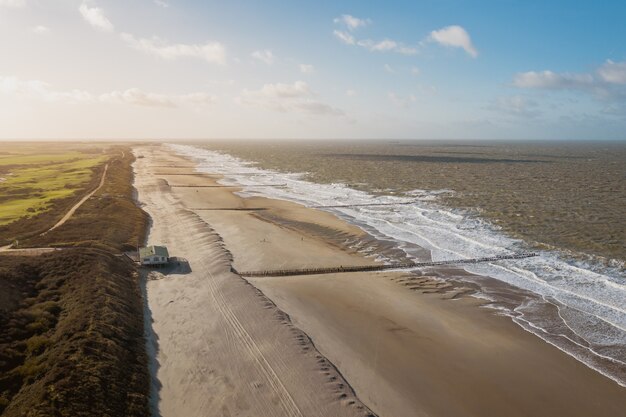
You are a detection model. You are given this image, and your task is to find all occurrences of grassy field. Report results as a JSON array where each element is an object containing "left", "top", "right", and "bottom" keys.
[
  {"left": 24, "top": 149, "right": 149, "bottom": 252},
  {"left": 0, "top": 145, "right": 106, "bottom": 227}
]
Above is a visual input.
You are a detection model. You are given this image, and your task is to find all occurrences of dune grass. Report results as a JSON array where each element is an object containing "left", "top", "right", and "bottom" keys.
[
  {"left": 0, "top": 250, "right": 149, "bottom": 417},
  {"left": 0, "top": 145, "right": 150, "bottom": 416}
]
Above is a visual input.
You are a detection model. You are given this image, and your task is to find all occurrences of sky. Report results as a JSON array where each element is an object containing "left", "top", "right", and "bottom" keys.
[{"left": 0, "top": 0, "right": 625, "bottom": 140}]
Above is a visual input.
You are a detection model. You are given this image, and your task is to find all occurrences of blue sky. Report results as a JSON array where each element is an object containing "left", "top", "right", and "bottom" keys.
[{"left": 0, "top": 0, "right": 625, "bottom": 139}]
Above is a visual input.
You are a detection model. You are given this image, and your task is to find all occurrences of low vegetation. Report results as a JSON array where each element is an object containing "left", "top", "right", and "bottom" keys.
[
  {"left": 0, "top": 144, "right": 150, "bottom": 416},
  {"left": 0, "top": 145, "right": 106, "bottom": 228},
  {"left": 23, "top": 150, "right": 149, "bottom": 252},
  {"left": 0, "top": 251, "right": 148, "bottom": 416}
]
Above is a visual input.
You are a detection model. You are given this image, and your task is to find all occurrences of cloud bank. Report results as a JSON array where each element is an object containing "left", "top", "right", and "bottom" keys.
[
  {"left": 334, "top": 17, "right": 475, "bottom": 57},
  {"left": 0, "top": 76, "right": 217, "bottom": 108},
  {"left": 121, "top": 33, "right": 226, "bottom": 65},
  {"left": 79, "top": 2, "right": 114, "bottom": 32},
  {"left": 333, "top": 14, "right": 371, "bottom": 31},
  {"left": 513, "top": 60, "right": 626, "bottom": 100},
  {"left": 237, "top": 81, "right": 344, "bottom": 116},
  {"left": 251, "top": 49, "right": 274, "bottom": 65},
  {"left": 0, "top": 0, "right": 26, "bottom": 8}
]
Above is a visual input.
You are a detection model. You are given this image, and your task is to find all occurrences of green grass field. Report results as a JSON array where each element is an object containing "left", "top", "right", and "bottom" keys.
[{"left": 0, "top": 146, "right": 106, "bottom": 226}]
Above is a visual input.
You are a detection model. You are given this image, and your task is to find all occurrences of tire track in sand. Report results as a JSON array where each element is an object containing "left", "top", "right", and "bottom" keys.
[{"left": 173, "top": 195, "right": 304, "bottom": 417}]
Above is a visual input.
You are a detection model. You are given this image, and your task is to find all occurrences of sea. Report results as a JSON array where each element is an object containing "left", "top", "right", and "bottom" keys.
[{"left": 168, "top": 140, "right": 626, "bottom": 387}]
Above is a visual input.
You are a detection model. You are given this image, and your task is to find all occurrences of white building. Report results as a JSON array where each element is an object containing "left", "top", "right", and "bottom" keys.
[{"left": 139, "top": 245, "right": 169, "bottom": 266}]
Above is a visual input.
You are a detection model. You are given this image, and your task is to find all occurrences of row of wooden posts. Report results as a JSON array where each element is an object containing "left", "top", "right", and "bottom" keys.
[{"left": 235, "top": 253, "right": 538, "bottom": 278}]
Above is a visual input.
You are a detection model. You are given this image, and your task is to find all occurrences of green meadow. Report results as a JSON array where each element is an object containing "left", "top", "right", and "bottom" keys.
[{"left": 0, "top": 146, "right": 106, "bottom": 226}]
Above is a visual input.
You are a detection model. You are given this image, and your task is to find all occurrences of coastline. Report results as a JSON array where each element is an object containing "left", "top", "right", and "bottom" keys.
[
  {"left": 173, "top": 142, "right": 626, "bottom": 388},
  {"left": 133, "top": 146, "right": 375, "bottom": 417},
  {"left": 136, "top": 144, "right": 626, "bottom": 417}
]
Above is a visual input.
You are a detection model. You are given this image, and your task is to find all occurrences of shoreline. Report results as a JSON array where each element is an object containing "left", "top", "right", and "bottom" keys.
[
  {"left": 174, "top": 142, "right": 626, "bottom": 389},
  {"left": 137, "top": 144, "right": 626, "bottom": 417},
  {"left": 133, "top": 146, "right": 376, "bottom": 417}
]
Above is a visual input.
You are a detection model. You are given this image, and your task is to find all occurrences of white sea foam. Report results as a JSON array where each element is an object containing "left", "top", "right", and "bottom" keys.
[{"left": 168, "top": 143, "right": 626, "bottom": 387}]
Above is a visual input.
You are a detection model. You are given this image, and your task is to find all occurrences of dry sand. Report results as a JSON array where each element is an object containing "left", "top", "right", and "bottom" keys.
[
  {"left": 134, "top": 148, "right": 375, "bottom": 417},
  {"left": 135, "top": 145, "right": 626, "bottom": 417}
]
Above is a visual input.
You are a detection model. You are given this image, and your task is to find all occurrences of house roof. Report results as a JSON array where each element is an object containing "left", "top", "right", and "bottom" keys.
[{"left": 140, "top": 245, "right": 169, "bottom": 258}]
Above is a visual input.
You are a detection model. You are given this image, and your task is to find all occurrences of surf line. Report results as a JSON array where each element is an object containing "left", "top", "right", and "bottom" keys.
[
  {"left": 170, "top": 184, "right": 287, "bottom": 188},
  {"left": 310, "top": 201, "right": 419, "bottom": 209}
]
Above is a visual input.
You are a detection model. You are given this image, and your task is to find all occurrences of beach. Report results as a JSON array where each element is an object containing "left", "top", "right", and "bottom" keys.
[{"left": 134, "top": 144, "right": 626, "bottom": 417}]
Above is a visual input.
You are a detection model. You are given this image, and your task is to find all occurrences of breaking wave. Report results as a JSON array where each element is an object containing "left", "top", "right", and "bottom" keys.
[{"left": 169, "top": 143, "right": 626, "bottom": 387}]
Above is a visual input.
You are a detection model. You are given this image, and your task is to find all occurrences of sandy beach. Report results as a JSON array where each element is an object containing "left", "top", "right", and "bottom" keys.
[{"left": 134, "top": 144, "right": 626, "bottom": 417}]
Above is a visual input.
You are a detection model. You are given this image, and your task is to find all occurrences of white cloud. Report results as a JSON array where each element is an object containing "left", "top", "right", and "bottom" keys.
[
  {"left": 292, "top": 101, "right": 344, "bottom": 116},
  {"left": 0, "top": 76, "right": 93, "bottom": 103},
  {"left": 429, "top": 25, "right": 478, "bottom": 58},
  {"left": 359, "top": 39, "right": 396, "bottom": 52},
  {"left": 372, "top": 39, "right": 415, "bottom": 54},
  {"left": 598, "top": 60, "right": 626, "bottom": 84},
  {"left": 377, "top": 41, "right": 400, "bottom": 52},
  {"left": 121, "top": 33, "right": 226, "bottom": 65},
  {"left": 396, "top": 45, "right": 419, "bottom": 55},
  {"left": 384, "top": 64, "right": 395, "bottom": 74},
  {"left": 388, "top": 92, "right": 416, "bottom": 108},
  {"left": 0, "top": 75, "right": 216, "bottom": 108},
  {"left": 79, "top": 2, "right": 114, "bottom": 32},
  {"left": 299, "top": 64, "right": 314, "bottom": 74},
  {"left": 334, "top": 14, "right": 371, "bottom": 31},
  {"left": 332, "top": 13, "right": 418, "bottom": 55},
  {"left": 334, "top": 21, "right": 481, "bottom": 57},
  {"left": 178, "top": 92, "right": 218, "bottom": 106},
  {"left": 32, "top": 25, "right": 49, "bottom": 34},
  {"left": 335, "top": 34, "right": 417, "bottom": 55},
  {"left": 341, "top": 37, "right": 417, "bottom": 55},
  {"left": 411, "top": 66, "right": 420, "bottom": 76},
  {"left": 346, "top": 89, "right": 357, "bottom": 97},
  {"left": 512, "top": 60, "right": 626, "bottom": 101},
  {"left": 154, "top": 0, "right": 168, "bottom": 7},
  {"left": 490, "top": 96, "right": 541, "bottom": 118},
  {"left": 333, "top": 30, "right": 355, "bottom": 45},
  {"left": 251, "top": 49, "right": 274, "bottom": 65},
  {"left": 0, "top": 0, "right": 26, "bottom": 8},
  {"left": 101, "top": 89, "right": 217, "bottom": 107},
  {"left": 513, "top": 70, "right": 593, "bottom": 90},
  {"left": 238, "top": 81, "right": 343, "bottom": 116},
  {"left": 256, "top": 80, "right": 310, "bottom": 98},
  {"left": 100, "top": 88, "right": 175, "bottom": 107}
]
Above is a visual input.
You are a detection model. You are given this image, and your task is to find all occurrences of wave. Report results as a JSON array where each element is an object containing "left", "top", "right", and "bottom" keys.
[{"left": 168, "top": 143, "right": 626, "bottom": 387}]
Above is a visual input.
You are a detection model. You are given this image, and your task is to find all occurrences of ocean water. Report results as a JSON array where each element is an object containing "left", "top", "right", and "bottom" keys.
[{"left": 168, "top": 143, "right": 626, "bottom": 387}]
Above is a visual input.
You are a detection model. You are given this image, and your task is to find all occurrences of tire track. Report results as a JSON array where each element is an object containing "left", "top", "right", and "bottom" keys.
[
  {"left": 172, "top": 197, "right": 304, "bottom": 417},
  {"left": 203, "top": 265, "right": 303, "bottom": 417}
]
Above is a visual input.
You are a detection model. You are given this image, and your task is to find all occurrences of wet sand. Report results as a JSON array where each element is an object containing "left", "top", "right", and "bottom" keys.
[{"left": 135, "top": 145, "right": 626, "bottom": 417}]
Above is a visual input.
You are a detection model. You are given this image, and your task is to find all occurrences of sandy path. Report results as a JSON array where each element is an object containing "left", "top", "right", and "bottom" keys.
[
  {"left": 44, "top": 163, "right": 109, "bottom": 234},
  {"left": 134, "top": 147, "right": 374, "bottom": 417},
  {"left": 158, "top": 146, "right": 626, "bottom": 417},
  {"left": 0, "top": 163, "right": 108, "bottom": 253},
  {"left": 0, "top": 247, "right": 60, "bottom": 256}
]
